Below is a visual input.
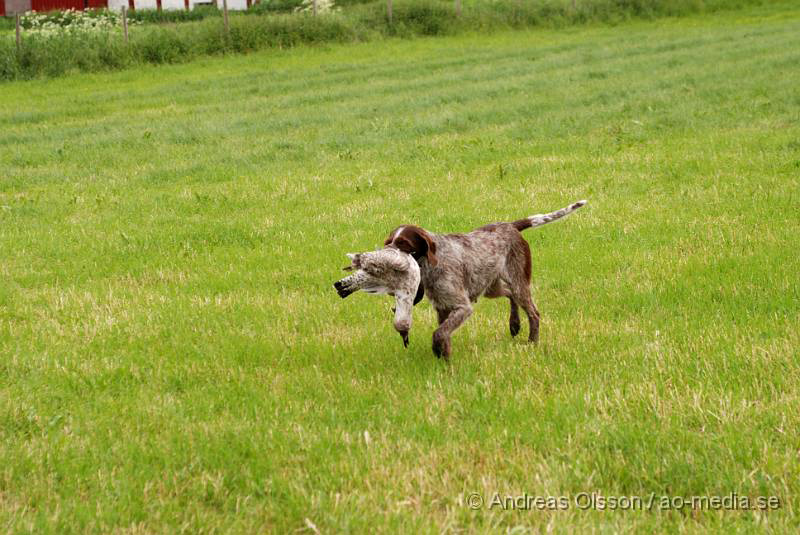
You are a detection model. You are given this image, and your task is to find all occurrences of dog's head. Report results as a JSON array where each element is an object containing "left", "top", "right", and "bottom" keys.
[
  {"left": 383, "top": 225, "right": 438, "bottom": 267},
  {"left": 333, "top": 248, "right": 421, "bottom": 347}
]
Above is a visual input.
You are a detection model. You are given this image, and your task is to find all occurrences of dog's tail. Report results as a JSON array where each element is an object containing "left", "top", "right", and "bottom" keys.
[{"left": 512, "top": 200, "right": 587, "bottom": 231}]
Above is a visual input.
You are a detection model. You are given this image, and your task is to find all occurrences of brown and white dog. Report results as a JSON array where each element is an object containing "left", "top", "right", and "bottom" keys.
[{"left": 383, "top": 200, "right": 586, "bottom": 360}]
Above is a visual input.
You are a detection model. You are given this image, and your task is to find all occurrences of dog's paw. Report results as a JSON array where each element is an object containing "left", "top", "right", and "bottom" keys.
[{"left": 432, "top": 331, "right": 450, "bottom": 360}]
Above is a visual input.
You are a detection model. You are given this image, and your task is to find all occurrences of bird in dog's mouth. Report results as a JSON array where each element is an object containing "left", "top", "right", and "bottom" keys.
[{"left": 333, "top": 248, "right": 421, "bottom": 347}]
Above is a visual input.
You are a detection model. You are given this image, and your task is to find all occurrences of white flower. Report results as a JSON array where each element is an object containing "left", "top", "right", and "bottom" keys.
[
  {"left": 295, "top": 0, "right": 338, "bottom": 14},
  {"left": 23, "top": 8, "right": 121, "bottom": 38}
]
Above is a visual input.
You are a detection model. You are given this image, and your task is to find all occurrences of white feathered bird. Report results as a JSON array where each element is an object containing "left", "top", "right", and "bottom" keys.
[{"left": 333, "top": 248, "right": 421, "bottom": 347}]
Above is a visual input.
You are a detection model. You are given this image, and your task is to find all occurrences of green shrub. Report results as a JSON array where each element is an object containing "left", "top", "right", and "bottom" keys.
[
  {"left": 10, "top": 32, "right": 131, "bottom": 79},
  {"left": 0, "top": 40, "right": 20, "bottom": 80},
  {"left": 128, "top": 5, "right": 221, "bottom": 24},
  {"left": 387, "top": 0, "right": 457, "bottom": 36},
  {"left": 334, "top": 0, "right": 375, "bottom": 6},
  {"left": 132, "top": 27, "right": 197, "bottom": 64},
  {"left": 247, "top": 0, "right": 306, "bottom": 14},
  {"left": 225, "top": 13, "right": 359, "bottom": 51},
  {"left": 0, "top": 0, "right": 771, "bottom": 82},
  {"left": 0, "top": 17, "right": 16, "bottom": 32}
]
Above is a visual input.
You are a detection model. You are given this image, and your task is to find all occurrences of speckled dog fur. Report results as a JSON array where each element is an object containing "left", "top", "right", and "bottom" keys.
[{"left": 384, "top": 200, "right": 586, "bottom": 360}]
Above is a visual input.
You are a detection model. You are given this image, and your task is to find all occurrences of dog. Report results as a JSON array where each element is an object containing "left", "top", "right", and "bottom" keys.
[{"left": 383, "top": 200, "right": 586, "bottom": 359}]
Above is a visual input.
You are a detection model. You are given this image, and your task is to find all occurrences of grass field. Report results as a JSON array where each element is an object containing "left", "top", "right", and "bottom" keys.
[{"left": 2, "top": 1, "right": 800, "bottom": 532}]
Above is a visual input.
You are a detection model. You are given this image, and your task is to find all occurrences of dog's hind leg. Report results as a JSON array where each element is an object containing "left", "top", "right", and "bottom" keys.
[
  {"left": 505, "top": 237, "right": 540, "bottom": 343},
  {"left": 504, "top": 275, "right": 539, "bottom": 343},
  {"left": 509, "top": 300, "right": 521, "bottom": 337},
  {"left": 519, "top": 292, "right": 541, "bottom": 343},
  {"left": 484, "top": 279, "right": 521, "bottom": 338}
]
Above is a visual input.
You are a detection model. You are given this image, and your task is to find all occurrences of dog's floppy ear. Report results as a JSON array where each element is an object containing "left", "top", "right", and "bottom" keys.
[
  {"left": 387, "top": 226, "right": 438, "bottom": 267},
  {"left": 416, "top": 228, "right": 437, "bottom": 267},
  {"left": 413, "top": 282, "right": 424, "bottom": 305},
  {"left": 404, "top": 227, "right": 437, "bottom": 267}
]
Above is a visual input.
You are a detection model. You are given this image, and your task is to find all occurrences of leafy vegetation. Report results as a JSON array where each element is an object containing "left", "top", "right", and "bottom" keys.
[
  {"left": 1, "top": 0, "right": 772, "bottom": 81},
  {"left": 126, "top": 4, "right": 223, "bottom": 23}
]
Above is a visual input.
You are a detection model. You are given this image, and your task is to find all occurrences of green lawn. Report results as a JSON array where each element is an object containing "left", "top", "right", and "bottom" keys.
[{"left": 1, "top": 2, "right": 799, "bottom": 532}]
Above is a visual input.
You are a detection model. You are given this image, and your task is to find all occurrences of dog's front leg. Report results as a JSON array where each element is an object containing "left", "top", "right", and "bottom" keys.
[{"left": 432, "top": 303, "right": 472, "bottom": 360}]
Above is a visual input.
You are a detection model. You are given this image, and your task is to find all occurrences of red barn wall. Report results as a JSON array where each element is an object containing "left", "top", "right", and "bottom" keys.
[{"left": 31, "top": 0, "right": 83, "bottom": 10}]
